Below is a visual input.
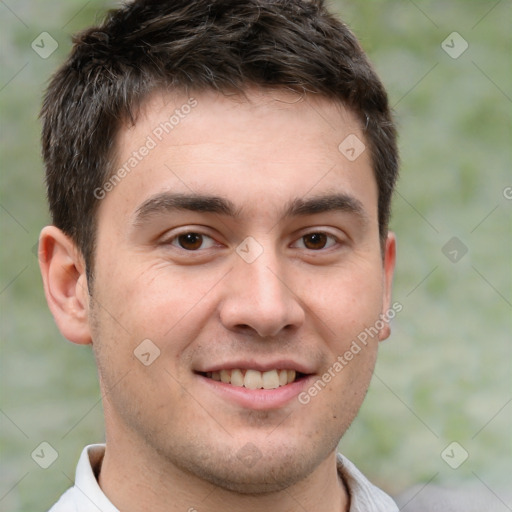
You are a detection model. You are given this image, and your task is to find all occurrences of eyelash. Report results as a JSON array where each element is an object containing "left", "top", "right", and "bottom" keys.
[
  {"left": 168, "top": 232, "right": 219, "bottom": 251},
  {"left": 291, "top": 232, "right": 339, "bottom": 250},
  {"left": 164, "top": 230, "right": 341, "bottom": 252}
]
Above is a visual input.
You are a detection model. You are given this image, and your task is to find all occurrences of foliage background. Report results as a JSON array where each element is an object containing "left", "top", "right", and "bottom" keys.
[{"left": 1, "top": 1, "right": 510, "bottom": 510}]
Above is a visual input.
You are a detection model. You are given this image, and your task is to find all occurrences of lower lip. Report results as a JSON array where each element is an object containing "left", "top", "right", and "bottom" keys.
[{"left": 198, "top": 374, "right": 313, "bottom": 410}]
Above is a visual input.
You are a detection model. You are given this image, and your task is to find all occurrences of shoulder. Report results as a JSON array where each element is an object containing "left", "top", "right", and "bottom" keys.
[
  {"left": 47, "top": 487, "right": 78, "bottom": 512},
  {"left": 395, "top": 484, "right": 512, "bottom": 512}
]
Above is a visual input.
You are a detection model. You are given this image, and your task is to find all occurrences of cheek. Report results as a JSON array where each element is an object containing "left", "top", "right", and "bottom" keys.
[
  {"left": 93, "top": 258, "right": 225, "bottom": 356},
  {"left": 301, "top": 263, "right": 385, "bottom": 339}
]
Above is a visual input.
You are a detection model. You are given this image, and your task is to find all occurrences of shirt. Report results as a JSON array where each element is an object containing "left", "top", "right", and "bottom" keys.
[
  {"left": 48, "top": 444, "right": 399, "bottom": 511},
  {"left": 395, "top": 483, "right": 512, "bottom": 511}
]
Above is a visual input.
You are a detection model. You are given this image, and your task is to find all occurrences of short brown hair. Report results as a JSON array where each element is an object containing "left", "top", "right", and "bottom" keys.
[{"left": 41, "top": 0, "right": 398, "bottom": 284}]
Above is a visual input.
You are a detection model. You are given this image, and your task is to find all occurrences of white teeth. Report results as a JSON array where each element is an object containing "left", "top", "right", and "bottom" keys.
[
  {"left": 231, "top": 369, "right": 244, "bottom": 387},
  {"left": 207, "top": 368, "right": 299, "bottom": 388},
  {"left": 262, "top": 370, "right": 280, "bottom": 389},
  {"left": 220, "top": 369, "right": 230, "bottom": 383},
  {"left": 244, "top": 369, "right": 262, "bottom": 389}
]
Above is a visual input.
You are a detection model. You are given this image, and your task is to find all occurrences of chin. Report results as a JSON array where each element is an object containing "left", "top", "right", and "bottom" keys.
[
  {"left": 188, "top": 452, "right": 313, "bottom": 494},
  {"left": 167, "top": 434, "right": 337, "bottom": 495}
]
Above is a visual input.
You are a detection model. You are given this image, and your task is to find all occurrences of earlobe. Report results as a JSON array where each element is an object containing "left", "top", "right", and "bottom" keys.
[
  {"left": 38, "top": 226, "right": 92, "bottom": 345},
  {"left": 379, "top": 232, "right": 396, "bottom": 342}
]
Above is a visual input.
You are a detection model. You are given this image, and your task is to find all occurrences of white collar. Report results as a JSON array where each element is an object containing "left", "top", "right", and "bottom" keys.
[{"left": 53, "top": 444, "right": 398, "bottom": 512}]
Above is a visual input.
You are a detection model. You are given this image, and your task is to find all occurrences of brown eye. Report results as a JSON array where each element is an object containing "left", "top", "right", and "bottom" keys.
[
  {"left": 168, "top": 231, "right": 217, "bottom": 251},
  {"left": 177, "top": 233, "right": 203, "bottom": 250},
  {"left": 302, "top": 233, "right": 328, "bottom": 250}
]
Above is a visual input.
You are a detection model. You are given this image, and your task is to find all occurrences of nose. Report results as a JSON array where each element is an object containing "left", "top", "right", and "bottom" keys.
[{"left": 219, "top": 247, "right": 305, "bottom": 338}]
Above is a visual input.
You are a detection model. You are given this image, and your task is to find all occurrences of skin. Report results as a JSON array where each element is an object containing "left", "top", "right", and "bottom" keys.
[{"left": 39, "top": 88, "right": 396, "bottom": 512}]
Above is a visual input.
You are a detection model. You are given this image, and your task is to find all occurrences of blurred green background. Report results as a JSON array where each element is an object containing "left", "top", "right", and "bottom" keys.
[{"left": 1, "top": 1, "right": 510, "bottom": 510}]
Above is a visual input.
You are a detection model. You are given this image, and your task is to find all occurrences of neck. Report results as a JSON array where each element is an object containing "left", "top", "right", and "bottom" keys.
[{"left": 99, "top": 431, "right": 349, "bottom": 512}]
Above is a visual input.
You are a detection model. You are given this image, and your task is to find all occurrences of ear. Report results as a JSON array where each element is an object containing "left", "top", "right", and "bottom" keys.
[
  {"left": 378, "top": 232, "right": 396, "bottom": 341},
  {"left": 38, "top": 226, "right": 92, "bottom": 345}
]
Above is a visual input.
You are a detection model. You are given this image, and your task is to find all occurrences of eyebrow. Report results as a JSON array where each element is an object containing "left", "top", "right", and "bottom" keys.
[
  {"left": 134, "top": 193, "right": 238, "bottom": 225},
  {"left": 283, "top": 194, "right": 367, "bottom": 223},
  {"left": 133, "top": 192, "right": 368, "bottom": 226}
]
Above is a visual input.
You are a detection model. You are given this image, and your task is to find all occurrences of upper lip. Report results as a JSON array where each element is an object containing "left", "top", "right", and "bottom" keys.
[{"left": 196, "top": 359, "right": 315, "bottom": 375}]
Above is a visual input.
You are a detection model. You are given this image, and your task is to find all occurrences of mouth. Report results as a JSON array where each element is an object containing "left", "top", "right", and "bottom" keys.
[{"left": 198, "top": 368, "right": 308, "bottom": 390}]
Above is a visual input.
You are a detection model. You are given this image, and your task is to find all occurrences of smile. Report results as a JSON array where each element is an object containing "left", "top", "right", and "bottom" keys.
[{"left": 202, "top": 369, "right": 303, "bottom": 389}]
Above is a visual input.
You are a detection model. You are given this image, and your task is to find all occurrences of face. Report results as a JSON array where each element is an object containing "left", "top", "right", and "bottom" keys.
[{"left": 88, "top": 88, "right": 395, "bottom": 493}]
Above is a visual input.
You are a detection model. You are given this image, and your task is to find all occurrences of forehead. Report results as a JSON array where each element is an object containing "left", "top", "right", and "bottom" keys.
[
  {"left": 103, "top": 88, "right": 377, "bottom": 224},
  {"left": 129, "top": 88, "right": 363, "bottom": 152}
]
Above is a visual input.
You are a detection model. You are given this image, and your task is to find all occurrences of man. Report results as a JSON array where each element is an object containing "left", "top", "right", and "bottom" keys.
[{"left": 39, "top": 0, "right": 400, "bottom": 510}]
